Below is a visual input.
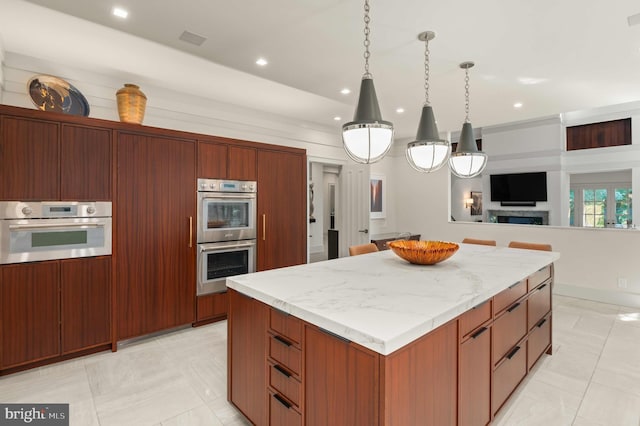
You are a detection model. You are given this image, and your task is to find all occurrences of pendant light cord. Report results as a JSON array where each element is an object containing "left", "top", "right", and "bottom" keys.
[
  {"left": 424, "top": 37, "right": 430, "bottom": 106},
  {"left": 464, "top": 67, "right": 471, "bottom": 123},
  {"left": 363, "top": 0, "right": 371, "bottom": 78}
]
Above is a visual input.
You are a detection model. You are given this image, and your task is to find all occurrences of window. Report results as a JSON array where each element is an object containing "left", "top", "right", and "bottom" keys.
[{"left": 570, "top": 183, "right": 632, "bottom": 228}]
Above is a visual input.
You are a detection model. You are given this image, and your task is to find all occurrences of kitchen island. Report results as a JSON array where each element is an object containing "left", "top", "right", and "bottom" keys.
[{"left": 227, "top": 243, "right": 559, "bottom": 425}]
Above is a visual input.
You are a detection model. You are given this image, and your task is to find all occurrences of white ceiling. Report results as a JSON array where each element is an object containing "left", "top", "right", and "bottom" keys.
[{"left": 5, "top": 0, "right": 640, "bottom": 139}]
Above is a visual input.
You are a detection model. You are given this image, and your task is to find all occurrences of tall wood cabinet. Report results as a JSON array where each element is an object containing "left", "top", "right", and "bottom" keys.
[
  {"left": 116, "top": 132, "right": 196, "bottom": 340},
  {"left": 257, "top": 149, "right": 306, "bottom": 271}
]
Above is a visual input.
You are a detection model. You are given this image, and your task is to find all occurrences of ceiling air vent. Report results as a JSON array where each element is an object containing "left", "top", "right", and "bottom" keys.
[
  {"left": 627, "top": 12, "right": 640, "bottom": 26},
  {"left": 179, "top": 30, "right": 207, "bottom": 46}
]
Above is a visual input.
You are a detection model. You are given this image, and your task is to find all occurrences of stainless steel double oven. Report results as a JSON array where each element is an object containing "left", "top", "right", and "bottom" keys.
[{"left": 197, "top": 178, "right": 257, "bottom": 295}]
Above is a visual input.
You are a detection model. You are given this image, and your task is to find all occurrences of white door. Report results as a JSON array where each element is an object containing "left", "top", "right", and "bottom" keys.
[{"left": 338, "top": 163, "right": 370, "bottom": 257}]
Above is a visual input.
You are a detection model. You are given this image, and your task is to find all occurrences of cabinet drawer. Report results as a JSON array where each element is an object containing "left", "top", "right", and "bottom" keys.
[
  {"left": 492, "top": 301, "right": 527, "bottom": 365},
  {"left": 459, "top": 300, "right": 492, "bottom": 338},
  {"left": 528, "top": 282, "right": 551, "bottom": 330},
  {"left": 270, "top": 308, "right": 302, "bottom": 344},
  {"left": 494, "top": 280, "right": 526, "bottom": 314},
  {"left": 270, "top": 392, "right": 302, "bottom": 426},
  {"left": 528, "top": 265, "right": 552, "bottom": 292},
  {"left": 492, "top": 343, "right": 527, "bottom": 415},
  {"left": 269, "top": 333, "right": 302, "bottom": 375},
  {"left": 269, "top": 362, "right": 301, "bottom": 407},
  {"left": 459, "top": 325, "right": 491, "bottom": 426},
  {"left": 528, "top": 314, "right": 551, "bottom": 370}
]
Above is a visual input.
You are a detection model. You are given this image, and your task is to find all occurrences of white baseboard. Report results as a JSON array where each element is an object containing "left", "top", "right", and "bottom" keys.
[{"left": 553, "top": 283, "right": 640, "bottom": 309}]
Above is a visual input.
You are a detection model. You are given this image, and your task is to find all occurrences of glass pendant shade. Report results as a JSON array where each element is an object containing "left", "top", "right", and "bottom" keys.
[
  {"left": 406, "top": 105, "right": 450, "bottom": 172},
  {"left": 449, "top": 122, "right": 487, "bottom": 178},
  {"left": 342, "top": 77, "right": 394, "bottom": 164}
]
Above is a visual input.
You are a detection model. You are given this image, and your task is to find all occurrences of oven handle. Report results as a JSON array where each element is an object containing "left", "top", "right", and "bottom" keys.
[
  {"left": 199, "top": 241, "right": 256, "bottom": 253},
  {"left": 9, "top": 223, "right": 105, "bottom": 230},
  {"left": 199, "top": 193, "right": 256, "bottom": 199}
]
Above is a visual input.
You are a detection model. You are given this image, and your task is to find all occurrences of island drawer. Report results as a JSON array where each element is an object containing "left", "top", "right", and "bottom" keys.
[
  {"left": 492, "top": 341, "right": 526, "bottom": 415},
  {"left": 269, "top": 362, "right": 301, "bottom": 407},
  {"left": 527, "top": 281, "right": 551, "bottom": 330},
  {"left": 459, "top": 299, "right": 492, "bottom": 338},
  {"left": 528, "top": 265, "right": 552, "bottom": 292},
  {"left": 528, "top": 313, "right": 551, "bottom": 370},
  {"left": 270, "top": 308, "right": 302, "bottom": 345},
  {"left": 492, "top": 301, "right": 527, "bottom": 365},
  {"left": 494, "top": 279, "right": 527, "bottom": 314},
  {"left": 269, "top": 333, "right": 302, "bottom": 375},
  {"left": 269, "top": 392, "right": 302, "bottom": 426}
]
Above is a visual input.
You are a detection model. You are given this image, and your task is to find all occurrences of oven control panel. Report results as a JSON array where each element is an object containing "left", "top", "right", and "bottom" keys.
[{"left": 198, "top": 178, "right": 256, "bottom": 193}]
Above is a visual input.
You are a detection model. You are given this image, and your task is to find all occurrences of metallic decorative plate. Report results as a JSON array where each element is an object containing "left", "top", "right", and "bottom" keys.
[{"left": 27, "top": 75, "right": 90, "bottom": 116}]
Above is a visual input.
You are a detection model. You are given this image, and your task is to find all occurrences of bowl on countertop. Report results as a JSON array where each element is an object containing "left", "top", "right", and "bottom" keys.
[{"left": 387, "top": 240, "right": 459, "bottom": 265}]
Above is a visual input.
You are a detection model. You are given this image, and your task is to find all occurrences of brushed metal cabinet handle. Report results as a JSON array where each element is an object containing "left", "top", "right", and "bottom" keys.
[{"left": 188, "top": 216, "right": 193, "bottom": 248}]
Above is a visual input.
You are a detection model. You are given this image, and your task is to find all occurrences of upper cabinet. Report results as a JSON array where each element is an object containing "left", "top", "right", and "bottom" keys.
[
  {"left": 566, "top": 118, "right": 631, "bottom": 151},
  {"left": 0, "top": 116, "right": 59, "bottom": 200},
  {"left": 0, "top": 112, "right": 112, "bottom": 201},
  {"left": 60, "top": 124, "right": 112, "bottom": 201},
  {"left": 198, "top": 140, "right": 257, "bottom": 180}
]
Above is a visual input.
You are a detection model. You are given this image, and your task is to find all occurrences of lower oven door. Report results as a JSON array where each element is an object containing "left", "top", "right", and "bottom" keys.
[
  {"left": 0, "top": 218, "right": 112, "bottom": 264},
  {"left": 197, "top": 239, "right": 256, "bottom": 295}
]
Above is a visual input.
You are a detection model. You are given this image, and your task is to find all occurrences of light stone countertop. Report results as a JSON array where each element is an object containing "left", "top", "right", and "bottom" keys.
[{"left": 227, "top": 243, "right": 560, "bottom": 355}]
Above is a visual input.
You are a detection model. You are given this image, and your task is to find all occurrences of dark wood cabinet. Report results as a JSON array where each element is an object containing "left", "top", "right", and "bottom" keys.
[
  {"left": 0, "top": 116, "right": 59, "bottom": 200},
  {"left": 60, "top": 124, "right": 112, "bottom": 200},
  {"left": 198, "top": 142, "right": 227, "bottom": 178},
  {"left": 0, "top": 262, "right": 60, "bottom": 369},
  {"left": 197, "top": 141, "right": 256, "bottom": 180},
  {"left": 257, "top": 149, "right": 306, "bottom": 271},
  {"left": 116, "top": 132, "right": 196, "bottom": 340},
  {"left": 61, "top": 257, "right": 111, "bottom": 354},
  {"left": 228, "top": 289, "right": 268, "bottom": 425},
  {"left": 195, "top": 292, "right": 228, "bottom": 324},
  {"left": 566, "top": 118, "right": 631, "bottom": 151},
  {"left": 305, "top": 325, "right": 379, "bottom": 426},
  {"left": 459, "top": 326, "right": 491, "bottom": 426}
]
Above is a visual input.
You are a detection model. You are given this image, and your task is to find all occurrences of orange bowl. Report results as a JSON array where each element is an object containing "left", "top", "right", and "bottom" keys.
[{"left": 388, "top": 240, "right": 459, "bottom": 265}]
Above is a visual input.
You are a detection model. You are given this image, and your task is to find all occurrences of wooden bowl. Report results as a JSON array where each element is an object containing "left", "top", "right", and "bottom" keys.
[{"left": 388, "top": 240, "right": 459, "bottom": 265}]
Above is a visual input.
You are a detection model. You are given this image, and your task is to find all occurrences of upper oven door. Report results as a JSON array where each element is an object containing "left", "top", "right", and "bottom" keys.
[
  {"left": 197, "top": 192, "right": 256, "bottom": 243},
  {"left": 0, "top": 217, "right": 112, "bottom": 264}
]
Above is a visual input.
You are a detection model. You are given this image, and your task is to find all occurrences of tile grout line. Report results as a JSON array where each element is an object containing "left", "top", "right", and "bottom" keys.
[{"left": 569, "top": 304, "right": 620, "bottom": 426}]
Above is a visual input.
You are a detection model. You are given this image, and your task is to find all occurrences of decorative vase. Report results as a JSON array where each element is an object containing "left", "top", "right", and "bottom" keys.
[{"left": 116, "top": 84, "right": 147, "bottom": 124}]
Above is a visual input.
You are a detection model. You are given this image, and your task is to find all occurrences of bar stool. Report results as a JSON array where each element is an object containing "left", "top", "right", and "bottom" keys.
[
  {"left": 508, "top": 241, "right": 552, "bottom": 251},
  {"left": 462, "top": 238, "right": 497, "bottom": 246},
  {"left": 349, "top": 243, "right": 379, "bottom": 256}
]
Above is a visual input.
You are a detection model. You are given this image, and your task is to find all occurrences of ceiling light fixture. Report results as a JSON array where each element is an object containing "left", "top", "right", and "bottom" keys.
[
  {"left": 255, "top": 58, "right": 268, "bottom": 66},
  {"left": 406, "top": 31, "right": 450, "bottom": 173},
  {"left": 112, "top": 7, "right": 128, "bottom": 19},
  {"left": 340, "top": 88, "right": 351, "bottom": 95},
  {"left": 341, "top": 0, "right": 393, "bottom": 164},
  {"left": 333, "top": 116, "right": 341, "bottom": 121},
  {"left": 396, "top": 108, "right": 405, "bottom": 114},
  {"left": 449, "top": 61, "right": 487, "bottom": 179},
  {"left": 514, "top": 102, "right": 523, "bottom": 108}
]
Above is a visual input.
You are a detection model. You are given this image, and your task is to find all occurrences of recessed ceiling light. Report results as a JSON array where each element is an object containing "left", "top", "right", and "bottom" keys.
[
  {"left": 256, "top": 58, "right": 268, "bottom": 66},
  {"left": 333, "top": 116, "right": 341, "bottom": 121},
  {"left": 112, "top": 7, "right": 128, "bottom": 19},
  {"left": 340, "top": 88, "right": 351, "bottom": 95},
  {"left": 518, "top": 77, "right": 547, "bottom": 85},
  {"left": 396, "top": 108, "right": 405, "bottom": 114},
  {"left": 514, "top": 102, "right": 523, "bottom": 109}
]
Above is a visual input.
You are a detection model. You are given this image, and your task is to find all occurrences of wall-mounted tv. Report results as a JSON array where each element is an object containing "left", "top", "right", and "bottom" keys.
[{"left": 490, "top": 172, "right": 547, "bottom": 203}]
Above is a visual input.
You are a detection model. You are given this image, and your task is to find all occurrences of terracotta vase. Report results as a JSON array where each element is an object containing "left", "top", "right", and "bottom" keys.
[{"left": 116, "top": 84, "right": 147, "bottom": 124}]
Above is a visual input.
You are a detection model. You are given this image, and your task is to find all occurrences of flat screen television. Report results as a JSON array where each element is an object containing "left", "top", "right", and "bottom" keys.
[{"left": 490, "top": 172, "right": 547, "bottom": 202}]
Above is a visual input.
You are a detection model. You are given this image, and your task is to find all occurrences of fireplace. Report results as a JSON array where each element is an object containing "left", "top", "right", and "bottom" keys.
[{"left": 488, "top": 209, "right": 549, "bottom": 225}]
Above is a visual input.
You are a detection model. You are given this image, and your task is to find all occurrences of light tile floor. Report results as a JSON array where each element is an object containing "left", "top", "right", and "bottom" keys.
[{"left": 0, "top": 295, "right": 638, "bottom": 425}]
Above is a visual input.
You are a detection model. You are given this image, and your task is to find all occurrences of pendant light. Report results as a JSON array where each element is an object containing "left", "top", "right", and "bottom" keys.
[
  {"left": 342, "top": 0, "right": 394, "bottom": 164},
  {"left": 449, "top": 61, "right": 487, "bottom": 178},
  {"left": 406, "top": 31, "right": 450, "bottom": 173}
]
